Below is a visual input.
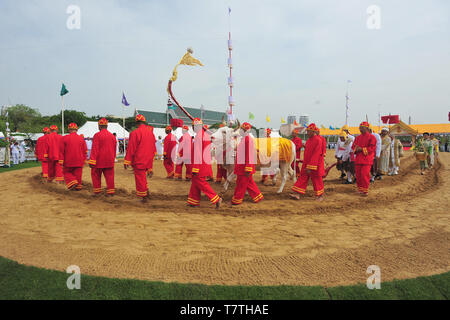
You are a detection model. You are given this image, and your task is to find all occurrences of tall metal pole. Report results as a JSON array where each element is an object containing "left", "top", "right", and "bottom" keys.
[
  {"left": 5, "top": 108, "right": 11, "bottom": 167},
  {"left": 122, "top": 104, "right": 125, "bottom": 155},
  {"left": 227, "top": 7, "right": 234, "bottom": 120},
  {"left": 61, "top": 95, "right": 65, "bottom": 135},
  {"left": 345, "top": 80, "right": 351, "bottom": 126}
]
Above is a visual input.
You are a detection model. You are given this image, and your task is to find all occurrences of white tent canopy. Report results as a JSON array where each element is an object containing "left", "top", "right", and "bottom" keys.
[{"left": 78, "top": 121, "right": 129, "bottom": 139}]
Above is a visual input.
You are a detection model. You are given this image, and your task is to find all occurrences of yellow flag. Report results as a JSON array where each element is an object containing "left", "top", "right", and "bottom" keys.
[
  {"left": 321, "top": 125, "right": 326, "bottom": 129},
  {"left": 266, "top": 115, "right": 271, "bottom": 123},
  {"left": 170, "top": 48, "right": 204, "bottom": 82},
  {"left": 281, "top": 117, "right": 286, "bottom": 124},
  {"left": 178, "top": 50, "right": 204, "bottom": 67}
]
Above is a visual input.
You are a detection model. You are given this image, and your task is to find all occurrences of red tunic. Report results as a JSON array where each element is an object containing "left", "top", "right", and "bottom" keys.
[
  {"left": 60, "top": 132, "right": 87, "bottom": 167},
  {"left": 301, "top": 135, "right": 325, "bottom": 176},
  {"left": 163, "top": 132, "right": 177, "bottom": 160},
  {"left": 88, "top": 129, "right": 117, "bottom": 168},
  {"left": 178, "top": 132, "right": 192, "bottom": 162},
  {"left": 234, "top": 135, "right": 256, "bottom": 175},
  {"left": 352, "top": 132, "right": 376, "bottom": 165},
  {"left": 124, "top": 124, "right": 156, "bottom": 170},
  {"left": 319, "top": 135, "right": 326, "bottom": 174},
  {"left": 44, "top": 132, "right": 63, "bottom": 161},
  {"left": 191, "top": 129, "right": 213, "bottom": 177},
  {"left": 35, "top": 135, "right": 48, "bottom": 161},
  {"left": 292, "top": 137, "right": 303, "bottom": 160},
  {"left": 320, "top": 135, "right": 326, "bottom": 156}
]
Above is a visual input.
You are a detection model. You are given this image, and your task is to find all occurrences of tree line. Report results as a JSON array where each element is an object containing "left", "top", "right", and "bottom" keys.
[{"left": 0, "top": 104, "right": 137, "bottom": 135}]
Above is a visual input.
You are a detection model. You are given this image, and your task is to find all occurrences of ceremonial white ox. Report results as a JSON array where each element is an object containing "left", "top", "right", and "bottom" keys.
[{"left": 210, "top": 126, "right": 297, "bottom": 193}]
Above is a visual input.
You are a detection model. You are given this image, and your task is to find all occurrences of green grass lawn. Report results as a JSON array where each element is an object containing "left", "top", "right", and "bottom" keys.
[
  {"left": 0, "top": 257, "right": 448, "bottom": 300},
  {"left": 0, "top": 161, "right": 40, "bottom": 173}
]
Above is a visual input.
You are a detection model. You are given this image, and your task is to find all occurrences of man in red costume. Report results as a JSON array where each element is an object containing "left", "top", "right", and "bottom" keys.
[
  {"left": 175, "top": 125, "right": 192, "bottom": 180},
  {"left": 60, "top": 123, "right": 87, "bottom": 190},
  {"left": 290, "top": 123, "right": 325, "bottom": 201},
  {"left": 163, "top": 126, "right": 177, "bottom": 179},
  {"left": 124, "top": 114, "right": 156, "bottom": 202},
  {"left": 291, "top": 129, "right": 303, "bottom": 178},
  {"left": 232, "top": 122, "right": 263, "bottom": 205},
  {"left": 35, "top": 127, "right": 50, "bottom": 179},
  {"left": 187, "top": 118, "right": 222, "bottom": 208},
  {"left": 88, "top": 118, "right": 117, "bottom": 196},
  {"left": 44, "top": 125, "right": 64, "bottom": 183},
  {"left": 352, "top": 121, "right": 377, "bottom": 196},
  {"left": 319, "top": 129, "right": 327, "bottom": 177}
]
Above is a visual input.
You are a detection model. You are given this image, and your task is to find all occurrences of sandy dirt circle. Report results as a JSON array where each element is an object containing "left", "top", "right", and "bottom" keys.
[{"left": 0, "top": 151, "right": 449, "bottom": 287}]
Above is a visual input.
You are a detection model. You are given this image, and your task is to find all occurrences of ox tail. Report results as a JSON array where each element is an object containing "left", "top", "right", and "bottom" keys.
[{"left": 288, "top": 140, "right": 296, "bottom": 180}]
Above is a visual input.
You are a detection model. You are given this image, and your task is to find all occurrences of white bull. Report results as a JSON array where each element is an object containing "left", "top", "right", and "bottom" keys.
[{"left": 210, "top": 126, "right": 296, "bottom": 193}]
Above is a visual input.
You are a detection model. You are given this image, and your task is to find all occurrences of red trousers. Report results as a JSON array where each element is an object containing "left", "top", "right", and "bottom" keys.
[
  {"left": 216, "top": 164, "right": 227, "bottom": 182},
  {"left": 355, "top": 164, "right": 371, "bottom": 194},
  {"left": 187, "top": 175, "right": 220, "bottom": 206},
  {"left": 291, "top": 160, "right": 301, "bottom": 177},
  {"left": 63, "top": 166, "right": 83, "bottom": 190},
  {"left": 41, "top": 161, "right": 48, "bottom": 178},
  {"left": 292, "top": 170, "right": 324, "bottom": 197},
  {"left": 163, "top": 158, "right": 174, "bottom": 178},
  {"left": 175, "top": 162, "right": 192, "bottom": 179},
  {"left": 48, "top": 161, "right": 64, "bottom": 182},
  {"left": 134, "top": 168, "right": 148, "bottom": 197},
  {"left": 91, "top": 167, "right": 115, "bottom": 194},
  {"left": 232, "top": 174, "right": 263, "bottom": 205}
]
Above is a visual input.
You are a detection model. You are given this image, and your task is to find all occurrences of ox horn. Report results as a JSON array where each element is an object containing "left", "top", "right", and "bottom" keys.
[{"left": 234, "top": 119, "right": 241, "bottom": 131}]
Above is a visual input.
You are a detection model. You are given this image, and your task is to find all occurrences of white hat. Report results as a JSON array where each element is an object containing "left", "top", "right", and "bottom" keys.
[{"left": 381, "top": 127, "right": 389, "bottom": 132}]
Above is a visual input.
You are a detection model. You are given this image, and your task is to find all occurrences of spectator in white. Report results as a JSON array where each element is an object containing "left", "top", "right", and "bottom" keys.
[
  {"left": 335, "top": 132, "right": 352, "bottom": 179},
  {"left": 19, "top": 140, "right": 26, "bottom": 163},
  {"left": 85, "top": 137, "right": 93, "bottom": 159},
  {"left": 11, "top": 142, "right": 20, "bottom": 165},
  {"left": 113, "top": 133, "right": 119, "bottom": 162},
  {"left": 340, "top": 125, "right": 356, "bottom": 183},
  {"left": 155, "top": 136, "right": 163, "bottom": 160},
  {"left": 369, "top": 126, "right": 382, "bottom": 182}
]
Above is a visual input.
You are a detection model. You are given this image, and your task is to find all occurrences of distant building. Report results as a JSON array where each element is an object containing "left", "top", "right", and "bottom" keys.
[
  {"left": 135, "top": 103, "right": 226, "bottom": 128},
  {"left": 287, "top": 115, "right": 297, "bottom": 125},
  {"left": 105, "top": 114, "right": 122, "bottom": 119},
  {"left": 299, "top": 115, "right": 309, "bottom": 126}
]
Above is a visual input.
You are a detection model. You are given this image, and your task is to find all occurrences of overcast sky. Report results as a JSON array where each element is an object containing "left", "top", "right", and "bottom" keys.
[{"left": 1, "top": 0, "right": 449, "bottom": 127}]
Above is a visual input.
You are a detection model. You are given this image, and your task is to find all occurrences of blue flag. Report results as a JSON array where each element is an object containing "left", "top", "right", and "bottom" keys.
[{"left": 122, "top": 93, "right": 130, "bottom": 106}]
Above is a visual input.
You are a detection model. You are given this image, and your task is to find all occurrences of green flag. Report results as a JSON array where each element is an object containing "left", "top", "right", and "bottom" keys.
[
  {"left": 60, "top": 83, "right": 69, "bottom": 96},
  {"left": 249, "top": 112, "right": 255, "bottom": 120}
]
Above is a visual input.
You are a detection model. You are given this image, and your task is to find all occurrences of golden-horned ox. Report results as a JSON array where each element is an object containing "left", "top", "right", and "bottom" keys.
[{"left": 211, "top": 126, "right": 296, "bottom": 193}]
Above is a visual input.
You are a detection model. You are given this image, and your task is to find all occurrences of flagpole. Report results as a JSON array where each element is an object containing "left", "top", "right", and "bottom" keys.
[
  {"left": 227, "top": 7, "right": 234, "bottom": 121},
  {"left": 61, "top": 95, "right": 65, "bottom": 135},
  {"left": 345, "top": 80, "right": 351, "bottom": 126},
  {"left": 122, "top": 105, "right": 125, "bottom": 155}
]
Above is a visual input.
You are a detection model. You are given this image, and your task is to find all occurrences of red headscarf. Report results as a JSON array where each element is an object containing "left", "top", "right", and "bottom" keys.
[
  {"left": 98, "top": 118, "right": 108, "bottom": 126},
  {"left": 135, "top": 114, "right": 146, "bottom": 122}
]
